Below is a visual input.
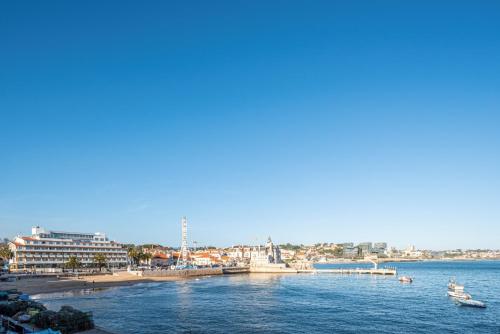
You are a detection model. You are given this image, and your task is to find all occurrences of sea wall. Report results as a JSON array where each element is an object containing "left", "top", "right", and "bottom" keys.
[
  {"left": 142, "top": 268, "right": 223, "bottom": 277},
  {"left": 222, "top": 267, "right": 250, "bottom": 274},
  {"left": 249, "top": 264, "right": 298, "bottom": 273}
]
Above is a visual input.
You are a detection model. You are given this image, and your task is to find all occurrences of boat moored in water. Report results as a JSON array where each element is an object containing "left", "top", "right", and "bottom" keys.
[
  {"left": 447, "top": 279, "right": 471, "bottom": 299},
  {"left": 447, "top": 278, "right": 486, "bottom": 307},
  {"left": 398, "top": 276, "right": 413, "bottom": 283},
  {"left": 447, "top": 289, "right": 471, "bottom": 299},
  {"left": 456, "top": 298, "right": 486, "bottom": 308}
]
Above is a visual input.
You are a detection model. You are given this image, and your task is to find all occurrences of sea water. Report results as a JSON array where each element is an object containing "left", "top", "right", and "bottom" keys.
[{"left": 36, "top": 261, "right": 500, "bottom": 333}]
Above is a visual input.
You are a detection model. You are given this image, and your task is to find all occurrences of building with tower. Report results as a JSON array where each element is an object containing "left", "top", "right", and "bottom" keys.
[{"left": 249, "top": 236, "right": 295, "bottom": 272}]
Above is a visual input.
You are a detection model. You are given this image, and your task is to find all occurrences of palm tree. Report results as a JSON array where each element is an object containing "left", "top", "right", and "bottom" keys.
[
  {"left": 127, "top": 247, "right": 146, "bottom": 266},
  {"left": 141, "top": 252, "right": 152, "bottom": 266},
  {"left": 93, "top": 253, "right": 107, "bottom": 272},
  {"left": 65, "top": 256, "right": 81, "bottom": 272},
  {"left": 127, "top": 247, "right": 138, "bottom": 266}
]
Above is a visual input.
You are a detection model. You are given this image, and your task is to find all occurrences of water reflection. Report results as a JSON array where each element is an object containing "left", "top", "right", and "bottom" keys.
[{"left": 32, "top": 287, "right": 108, "bottom": 301}]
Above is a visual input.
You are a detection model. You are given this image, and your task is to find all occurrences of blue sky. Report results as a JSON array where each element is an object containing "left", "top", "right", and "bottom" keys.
[{"left": 1, "top": 1, "right": 499, "bottom": 249}]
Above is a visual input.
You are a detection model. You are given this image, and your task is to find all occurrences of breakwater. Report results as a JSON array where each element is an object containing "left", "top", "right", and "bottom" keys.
[
  {"left": 140, "top": 266, "right": 396, "bottom": 277},
  {"left": 299, "top": 268, "right": 397, "bottom": 275}
]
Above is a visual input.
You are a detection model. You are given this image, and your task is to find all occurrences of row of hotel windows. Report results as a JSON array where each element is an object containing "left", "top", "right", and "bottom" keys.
[
  {"left": 25, "top": 240, "right": 121, "bottom": 247},
  {"left": 16, "top": 246, "right": 126, "bottom": 252},
  {"left": 17, "top": 255, "right": 127, "bottom": 260},
  {"left": 18, "top": 253, "right": 126, "bottom": 257},
  {"left": 17, "top": 258, "right": 128, "bottom": 262},
  {"left": 41, "top": 233, "right": 96, "bottom": 239},
  {"left": 23, "top": 240, "right": 120, "bottom": 246}
]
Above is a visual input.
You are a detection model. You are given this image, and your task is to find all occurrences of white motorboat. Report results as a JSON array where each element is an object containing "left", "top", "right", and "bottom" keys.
[{"left": 456, "top": 298, "right": 486, "bottom": 308}]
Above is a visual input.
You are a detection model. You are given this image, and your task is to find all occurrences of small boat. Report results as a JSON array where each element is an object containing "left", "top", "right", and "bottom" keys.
[
  {"left": 448, "top": 290, "right": 471, "bottom": 299},
  {"left": 398, "top": 276, "right": 413, "bottom": 283},
  {"left": 456, "top": 298, "right": 486, "bottom": 308},
  {"left": 448, "top": 278, "right": 462, "bottom": 291},
  {"left": 447, "top": 279, "right": 471, "bottom": 299}
]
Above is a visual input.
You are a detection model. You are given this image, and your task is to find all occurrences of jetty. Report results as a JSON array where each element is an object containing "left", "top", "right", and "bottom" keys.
[
  {"left": 298, "top": 256, "right": 397, "bottom": 275},
  {"left": 298, "top": 268, "right": 397, "bottom": 275}
]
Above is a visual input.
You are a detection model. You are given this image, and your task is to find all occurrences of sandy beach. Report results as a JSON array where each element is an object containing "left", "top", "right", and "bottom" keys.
[{"left": 0, "top": 272, "right": 182, "bottom": 295}]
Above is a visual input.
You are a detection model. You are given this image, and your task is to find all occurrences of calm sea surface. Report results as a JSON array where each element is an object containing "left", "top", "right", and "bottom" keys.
[{"left": 35, "top": 261, "right": 500, "bottom": 333}]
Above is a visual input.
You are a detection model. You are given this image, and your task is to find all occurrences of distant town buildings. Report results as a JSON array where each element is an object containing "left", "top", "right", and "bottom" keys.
[
  {"left": 373, "top": 242, "right": 388, "bottom": 254},
  {"left": 403, "top": 245, "right": 422, "bottom": 258},
  {"left": 8, "top": 226, "right": 128, "bottom": 272},
  {"left": 3, "top": 225, "right": 500, "bottom": 273},
  {"left": 357, "top": 242, "right": 372, "bottom": 256}
]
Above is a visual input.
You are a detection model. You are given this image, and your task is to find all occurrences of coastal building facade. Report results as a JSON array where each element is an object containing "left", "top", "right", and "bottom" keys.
[
  {"left": 249, "top": 237, "right": 297, "bottom": 273},
  {"left": 342, "top": 246, "right": 359, "bottom": 258},
  {"left": 150, "top": 253, "right": 174, "bottom": 267},
  {"left": 8, "top": 226, "right": 128, "bottom": 272},
  {"left": 357, "top": 242, "right": 373, "bottom": 256},
  {"left": 250, "top": 237, "right": 283, "bottom": 266}
]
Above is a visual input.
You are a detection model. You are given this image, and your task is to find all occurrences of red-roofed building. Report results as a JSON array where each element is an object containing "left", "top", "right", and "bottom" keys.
[{"left": 150, "top": 252, "right": 174, "bottom": 267}]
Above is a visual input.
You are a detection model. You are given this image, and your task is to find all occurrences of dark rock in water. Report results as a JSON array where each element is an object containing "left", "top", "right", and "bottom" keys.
[
  {"left": 0, "top": 300, "right": 47, "bottom": 317},
  {"left": 33, "top": 310, "right": 59, "bottom": 330},
  {"left": 0, "top": 291, "right": 94, "bottom": 334}
]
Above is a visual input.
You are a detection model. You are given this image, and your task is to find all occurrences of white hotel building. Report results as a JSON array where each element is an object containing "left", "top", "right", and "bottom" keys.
[{"left": 9, "top": 226, "right": 128, "bottom": 272}]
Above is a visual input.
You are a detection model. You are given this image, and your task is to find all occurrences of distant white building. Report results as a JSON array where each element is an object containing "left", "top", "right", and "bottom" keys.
[
  {"left": 9, "top": 226, "right": 128, "bottom": 272},
  {"left": 250, "top": 237, "right": 283, "bottom": 266},
  {"left": 226, "top": 246, "right": 253, "bottom": 262},
  {"left": 403, "top": 245, "right": 422, "bottom": 258},
  {"left": 373, "top": 242, "right": 387, "bottom": 254},
  {"left": 227, "top": 247, "right": 244, "bottom": 260}
]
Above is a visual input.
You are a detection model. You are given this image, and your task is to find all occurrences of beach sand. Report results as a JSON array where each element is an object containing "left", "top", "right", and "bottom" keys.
[{"left": 0, "top": 272, "right": 181, "bottom": 295}]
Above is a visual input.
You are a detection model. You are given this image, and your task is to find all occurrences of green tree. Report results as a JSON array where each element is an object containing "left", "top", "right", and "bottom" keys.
[
  {"left": 279, "top": 243, "right": 302, "bottom": 251},
  {"left": 127, "top": 247, "right": 143, "bottom": 265},
  {"left": 141, "top": 252, "right": 152, "bottom": 265},
  {"left": 93, "top": 253, "right": 107, "bottom": 271},
  {"left": 0, "top": 244, "right": 13, "bottom": 261},
  {"left": 333, "top": 247, "right": 344, "bottom": 258},
  {"left": 65, "top": 256, "right": 81, "bottom": 272}
]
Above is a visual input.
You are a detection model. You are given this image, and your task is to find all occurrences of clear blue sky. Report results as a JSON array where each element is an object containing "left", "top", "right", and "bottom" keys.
[{"left": 1, "top": 1, "right": 499, "bottom": 250}]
